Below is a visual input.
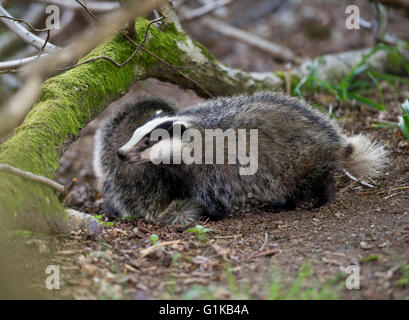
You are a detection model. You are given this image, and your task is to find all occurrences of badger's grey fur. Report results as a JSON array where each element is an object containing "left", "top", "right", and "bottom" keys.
[
  {"left": 95, "top": 91, "right": 388, "bottom": 225},
  {"left": 93, "top": 98, "right": 203, "bottom": 225}
]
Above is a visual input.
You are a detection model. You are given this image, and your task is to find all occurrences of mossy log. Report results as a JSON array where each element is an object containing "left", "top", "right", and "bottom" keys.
[{"left": 0, "top": 17, "right": 408, "bottom": 233}]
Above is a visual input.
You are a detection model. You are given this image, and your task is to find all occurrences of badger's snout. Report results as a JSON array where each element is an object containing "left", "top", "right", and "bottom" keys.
[
  {"left": 117, "top": 147, "right": 149, "bottom": 164},
  {"left": 117, "top": 149, "right": 129, "bottom": 161}
]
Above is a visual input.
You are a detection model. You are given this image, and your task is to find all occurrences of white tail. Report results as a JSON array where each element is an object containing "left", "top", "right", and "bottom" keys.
[{"left": 341, "top": 134, "right": 389, "bottom": 179}]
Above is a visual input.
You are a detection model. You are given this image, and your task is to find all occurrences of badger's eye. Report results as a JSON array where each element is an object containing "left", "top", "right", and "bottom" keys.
[{"left": 144, "top": 139, "right": 151, "bottom": 146}]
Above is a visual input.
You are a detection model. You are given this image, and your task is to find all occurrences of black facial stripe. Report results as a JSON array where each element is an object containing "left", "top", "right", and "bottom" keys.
[
  {"left": 147, "top": 120, "right": 187, "bottom": 141},
  {"left": 154, "top": 120, "right": 174, "bottom": 131}
]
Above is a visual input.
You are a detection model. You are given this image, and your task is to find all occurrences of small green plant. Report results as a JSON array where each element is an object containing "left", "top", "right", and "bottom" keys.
[
  {"left": 294, "top": 43, "right": 409, "bottom": 113},
  {"left": 94, "top": 214, "right": 104, "bottom": 224},
  {"left": 186, "top": 225, "right": 214, "bottom": 243},
  {"left": 268, "top": 263, "right": 343, "bottom": 300},
  {"left": 225, "top": 266, "right": 239, "bottom": 297},
  {"left": 398, "top": 100, "right": 409, "bottom": 140},
  {"left": 180, "top": 263, "right": 342, "bottom": 300},
  {"left": 362, "top": 254, "right": 379, "bottom": 263},
  {"left": 150, "top": 234, "right": 160, "bottom": 245},
  {"left": 94, "top": 214, "right": 115, "bottom": 228},
  {"left": 171, "top": 252, "right": 181, "bottom": 265},
  {"left": 396, "top": 263, "right": 409, "bottom": 288}
]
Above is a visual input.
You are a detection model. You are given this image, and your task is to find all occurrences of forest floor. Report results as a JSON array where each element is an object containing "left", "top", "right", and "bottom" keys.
[{"left": 5, "top": 0, "right": 409, "bottom": 299}]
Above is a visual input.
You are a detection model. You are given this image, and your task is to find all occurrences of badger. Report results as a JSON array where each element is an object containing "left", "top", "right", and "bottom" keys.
[
  {"left": 93, "top": 98, "right": 204, "bottom": 225},
  {"left": 94, "top": 91, "right": 388, "bottom": 226}
]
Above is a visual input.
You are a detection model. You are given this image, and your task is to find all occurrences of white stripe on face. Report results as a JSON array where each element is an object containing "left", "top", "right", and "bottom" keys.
[{"left": 119, "top": 116, "right": 174, "bottom": 152}]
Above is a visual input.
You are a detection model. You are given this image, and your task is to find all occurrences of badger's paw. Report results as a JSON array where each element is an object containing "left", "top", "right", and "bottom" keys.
[{"left": 158, "top": 199, "right": 204, "bottom": 227}]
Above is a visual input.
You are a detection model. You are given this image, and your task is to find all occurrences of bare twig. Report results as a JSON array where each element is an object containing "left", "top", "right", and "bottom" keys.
[
  {"left": 0, "top": 3, "right": 44, "bottom": 56},
  {"left": 180, "top": 0, "right": 234, "bottom": 21},
  {"left": 0, "top": 13, "right": 49, "bottom": 32},
  {"left": 0, "top": 164, "right": 65, "bottom": 194},
  {"left": 0, "top": 5, "right": 58, "bottom": 52},
  {"left": 60, "top": 16, "right": 164, "bottom": 71},
  {"left": 37, "top": 0, "right": 120, "bottom": 12},
  {"left": 0, "top": 55, "right": 46, "bottom": 71},
  {"left": 77, "top": 0, "right": 214, "bottom": 97},
  {"left": 200, "top": 17, "right": 301, "bottom": 64},
  {"left": 376, "top": 185, "right": 409, "bottom": 194},
  {"left": 73, "top": 0, "right": 100, "bottom": 20},
  {"left": 259, "top": 232, "right": 268, "bottom": 251},
  {"left": 139, "top": 240, "right": 182, "bottom": 259},
  {"left": 342, "top": 168, "right": 375, "bottom": 188},
  {"left": 38, "top": 29, "right": 51, "bottom": 58}
]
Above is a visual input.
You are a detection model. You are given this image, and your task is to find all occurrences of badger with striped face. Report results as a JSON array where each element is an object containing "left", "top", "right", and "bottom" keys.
[
  {"left": 117, "top": 112, "right": 191, "bottom": 166},
  {"left": 95, "top": 92, "right": 389, "bottom": 226}
]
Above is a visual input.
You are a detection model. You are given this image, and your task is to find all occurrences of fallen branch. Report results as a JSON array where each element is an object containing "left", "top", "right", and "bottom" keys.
[
  {"left": 0, "top": 3, "right": 44, "bottom": 57},
  {"left": 180, "top": 0, "right": 234, "bottom": 21},
  {"left": 37, "top": 0, "right": 119, "bottom": 12},
  {"left": 342, "top": 168, "right": 375, "bottom": 188},
  {"left": 0, "top": 55, "right": 46, "bottom": 71},
  {"left": 201, "top": 16, "right": 301, "bottom": 64},
  {"left": 0, "top": 164, "right": 65, "bottom": 194},
  {"left": 0, "top": 5, "right": 58, "bottom": 52}
]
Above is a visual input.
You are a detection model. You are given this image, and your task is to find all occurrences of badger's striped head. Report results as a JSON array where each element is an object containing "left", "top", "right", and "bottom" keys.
[{"left": 117, "top": 111, "right": 191, "bottom": 164}]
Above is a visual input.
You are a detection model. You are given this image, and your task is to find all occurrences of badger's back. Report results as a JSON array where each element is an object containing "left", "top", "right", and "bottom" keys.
[{"left": 175, "top": 91, "right": 388, "bottom": 210}]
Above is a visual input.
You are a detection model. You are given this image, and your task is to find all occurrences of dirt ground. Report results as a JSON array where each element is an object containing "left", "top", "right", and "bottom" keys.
[{"left": 7, "top": 0, "right": 409, "bottom": 299}]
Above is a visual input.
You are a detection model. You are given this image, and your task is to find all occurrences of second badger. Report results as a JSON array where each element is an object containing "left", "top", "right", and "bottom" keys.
[{"left": 94, "top": 91, "right": 388, "bottom": 225}]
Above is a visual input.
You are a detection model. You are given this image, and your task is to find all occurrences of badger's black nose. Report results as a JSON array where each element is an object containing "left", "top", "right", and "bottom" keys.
[{"left": 117, "top": 149, "right": 128, "bottom": 161}]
